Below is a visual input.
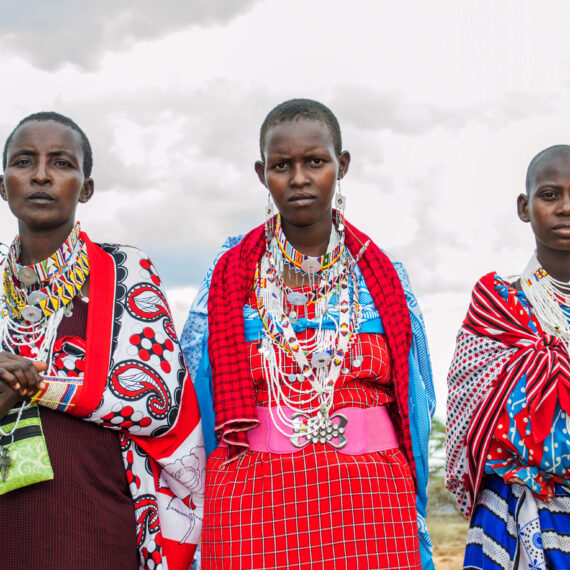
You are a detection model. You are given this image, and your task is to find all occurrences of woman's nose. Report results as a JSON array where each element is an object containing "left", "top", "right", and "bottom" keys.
[
  {"left": 31, "top": 160, "right": 51, "bottom": 184},
  {"left": 290, "top": 164, "right": 309, "bottom": 186}
]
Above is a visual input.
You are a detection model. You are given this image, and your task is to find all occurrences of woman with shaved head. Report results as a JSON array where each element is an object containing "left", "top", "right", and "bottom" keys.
[
  {"left": 182, "top": 98, "right": 436, "bottom": 569},
  {"left": 0, "top": 112, "right": 204, "bottom": 569},
  {"left": 447, "top": 145, "right": 570, "bottom": 568}
]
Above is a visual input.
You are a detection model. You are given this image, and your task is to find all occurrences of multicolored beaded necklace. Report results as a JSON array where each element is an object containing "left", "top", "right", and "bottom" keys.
[
  {"left": 274, "top": 214, "right": 345, "bottom": 274},
  {"left": 2, "top": 222, "right": 89, "bottom": 321},
  {"left": 255, "top": 216, "right": 362, "bottom": 438},
  {"left": 0, "top": 222, "right": 90, "bottom": 361},
  {"left": 521, "top": 252, "right": 570, "bottom": 351}
]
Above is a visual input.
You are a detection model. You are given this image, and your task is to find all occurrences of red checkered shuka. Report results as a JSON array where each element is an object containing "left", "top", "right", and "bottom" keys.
[
  {"left": 202, "top": 445, "right": 419, "bottom": 569},
  {"left": 207, "top": 215, "right": 414, "bottom": 474}
]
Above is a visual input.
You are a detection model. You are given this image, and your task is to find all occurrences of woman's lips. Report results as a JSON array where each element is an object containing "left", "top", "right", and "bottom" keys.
[
  {"left": 552, "top": 224, "right": 570, "bottom": 237},
  {"left": 289, "top": 194, "right": 316, "bottom": 207},
  {"left": 27, "top": 193, "right": 55, "bottom": 203}
]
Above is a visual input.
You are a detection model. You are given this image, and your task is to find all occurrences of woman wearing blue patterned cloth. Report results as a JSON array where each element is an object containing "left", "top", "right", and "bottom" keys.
[
  {"left": 182, "top": 98, "right": 436, "bottom": 569},
  {"left": 446, "top": 145, "right": 570, "bottom": 569}
]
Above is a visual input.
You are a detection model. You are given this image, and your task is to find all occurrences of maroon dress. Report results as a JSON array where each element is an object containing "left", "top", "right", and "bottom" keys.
[{"left": 0, "top": 299, "right": 138, "bottom": 569}]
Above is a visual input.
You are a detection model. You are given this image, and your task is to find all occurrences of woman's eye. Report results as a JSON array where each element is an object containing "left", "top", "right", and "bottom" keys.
[
  {"left": 12, "top": 158, "right": 31, "bottom": 167},
  {"left": 274, "top": 162, "right": 287, "bottom": 170},
  {"left": 54, "top": 159, "right": 71, "bottom": 168}
]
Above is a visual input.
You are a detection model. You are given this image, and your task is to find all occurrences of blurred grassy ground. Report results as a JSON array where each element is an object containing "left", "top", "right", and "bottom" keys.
[
  {"left": 428, "top": 511, "right": 468, "bottom": 569},
  {"left": 427, "top": 442, "right": 469, "bottom": 570}
]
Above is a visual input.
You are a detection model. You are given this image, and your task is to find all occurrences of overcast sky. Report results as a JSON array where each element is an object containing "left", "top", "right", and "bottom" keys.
[{"left": 1, "top": 0, "right": 569, "bottom": 414}]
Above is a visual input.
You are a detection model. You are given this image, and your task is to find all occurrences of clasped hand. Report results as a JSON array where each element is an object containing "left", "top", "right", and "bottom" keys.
[{"left": 0, "top": 353, "right": 47, "bottom": 398}]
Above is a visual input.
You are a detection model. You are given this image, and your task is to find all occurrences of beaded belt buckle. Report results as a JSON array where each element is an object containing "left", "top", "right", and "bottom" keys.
[{"left": 290, "top": 411, "right": 348, "bottom": 449}]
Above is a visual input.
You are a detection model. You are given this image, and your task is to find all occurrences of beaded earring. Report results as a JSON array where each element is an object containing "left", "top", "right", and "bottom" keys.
[
  {"left": 265, "top": 192, "right": 275, "bottom": 243},
  {"left": 334, "top": 180, "right": 346, "bottom": 232},
  {"left": 265, "top": 192, "right": 274, "bottom": 220}
]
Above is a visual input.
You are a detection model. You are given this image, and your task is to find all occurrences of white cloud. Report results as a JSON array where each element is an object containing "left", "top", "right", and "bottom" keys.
[
  {"left": 1, "top": 0, "right": 570, "bottom": 418},
  {"left": 0, "top": 0, "right": 260, "bottom": 70}
]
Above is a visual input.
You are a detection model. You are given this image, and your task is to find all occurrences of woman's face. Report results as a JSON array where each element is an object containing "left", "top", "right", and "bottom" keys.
[
  {"left": 518, "top": 153, "right": 570, "bottom": 256},
  {"left": 0, "top": 120, "right": 93, "bottom": 234},
  {"left": 255, "top": 118, "right": 349, "bottom": 229}
]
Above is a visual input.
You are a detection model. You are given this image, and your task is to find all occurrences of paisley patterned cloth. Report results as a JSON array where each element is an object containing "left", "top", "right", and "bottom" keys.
[{"left": 1, "top": 232, "right": 205, "bottom": 570}]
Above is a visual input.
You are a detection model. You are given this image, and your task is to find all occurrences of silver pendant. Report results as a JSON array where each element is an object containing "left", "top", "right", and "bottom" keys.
[
  {"left": 0, "top": 446, "right": 12, "bottom": 482},
  {"left": 27, "top": 291, "right": 48, "bottom": 305},
  {"left": 352, "top": 358, "right": 362, "bottom": 368},
  {"left": 287, "top": 292, "right": 308, "bottom": 306},
  {"left": 300, "top": 257, "right": 321, "bottom": 274},
  {"left": 17, "top": 267, "right": 38, "bottom": 287},
  {"left": 311, "top": 351, "right": 331, "bottom": 368},
  {"left": 21, "top": 305, "right": 43, "bottom": 323}
]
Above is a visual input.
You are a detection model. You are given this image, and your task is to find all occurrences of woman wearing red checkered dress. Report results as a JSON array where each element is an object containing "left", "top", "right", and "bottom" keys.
[{"left": 182, "top": 99, "right": 435, "bottom": 569}]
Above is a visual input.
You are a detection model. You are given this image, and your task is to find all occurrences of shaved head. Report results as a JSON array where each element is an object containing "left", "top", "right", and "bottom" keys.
[{"left": 526, "top": 145, "right": 570, "bottom": 195}]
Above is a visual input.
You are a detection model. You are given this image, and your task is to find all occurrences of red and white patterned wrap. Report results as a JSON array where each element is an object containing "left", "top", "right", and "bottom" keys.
[
  {"left": 446, "top": 271, "right": 570, "bottom": 517},
  {"left": 29, "top": 232, "right": 205, "bottom": 570}
]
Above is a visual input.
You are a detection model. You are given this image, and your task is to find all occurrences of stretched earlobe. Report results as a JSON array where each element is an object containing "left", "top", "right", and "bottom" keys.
[{"left": 517, "top": 193, "right": 530, "bottom": 223}]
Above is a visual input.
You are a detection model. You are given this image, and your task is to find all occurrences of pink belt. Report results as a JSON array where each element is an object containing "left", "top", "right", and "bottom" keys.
[{"left": 221, "top": 406, "right": 399, "bottom": 455}]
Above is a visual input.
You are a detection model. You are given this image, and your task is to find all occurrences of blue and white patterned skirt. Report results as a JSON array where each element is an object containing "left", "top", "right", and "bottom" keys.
[{"left": 465, "top": 474, "right": 570, "bottom": 570}]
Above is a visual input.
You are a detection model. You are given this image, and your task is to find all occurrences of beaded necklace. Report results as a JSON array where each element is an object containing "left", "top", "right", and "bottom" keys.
[
  {"left": 521, "top": 252, "right": 570, "bottom": 352},
  {"left": 2, "top": 222, "right": 89, "bottom": 321},
  {"left": 255, "top": 219, "right": 363, "bottom": 440},
  {"left": 0, "top": 222, "right": 89, "bottom": 362},
  {"left": 274, "top": 214, "right": 345, "bottom": 274}
]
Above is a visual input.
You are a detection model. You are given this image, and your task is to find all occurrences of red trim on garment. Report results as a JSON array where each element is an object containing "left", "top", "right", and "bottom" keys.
[{"left": 71, "top": 232, "right": 115, "bottom": 417}]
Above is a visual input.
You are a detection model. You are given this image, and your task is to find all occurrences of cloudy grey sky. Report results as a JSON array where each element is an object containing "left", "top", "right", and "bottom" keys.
[{"left": 1, "top": 0, "right": 569, "bottom": 413}]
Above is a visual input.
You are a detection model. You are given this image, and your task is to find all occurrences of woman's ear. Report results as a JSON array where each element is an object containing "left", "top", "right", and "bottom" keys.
[
  {"left": 255, "top": 161, "right": 267, "bottom": 187},
  {"left": 0, "top": 177, "right": 6, "bottom": 201},
  {"left": 337, "top": 151, "right": 351, "bottom": 180},
  {"left": 517, "top": 193, "right": 530, "bottom": 223},
  {"left": 79, "top": 178, "right": 94, "bottom": 204}
]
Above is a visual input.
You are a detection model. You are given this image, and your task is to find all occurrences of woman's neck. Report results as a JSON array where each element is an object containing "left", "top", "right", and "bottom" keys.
[
  {"left": 18, "top": 223, "right": 75, "bottom": 266},
  {"left": 280, "top": 218, "right": 332, "bottom": 258},
  {"left": 536, "top": 245, "right": 570, "bottom": 282}
]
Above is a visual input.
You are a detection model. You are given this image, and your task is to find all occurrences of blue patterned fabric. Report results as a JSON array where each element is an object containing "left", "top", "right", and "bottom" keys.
[
  {"left": 180, "top": 237, "right": 436, "bottom": 569},
  {"left": 486, "top": 278, "right": 570, "bottom": 497},
  {"left": 466, "top": 475, "right": 570, "bottom": 570}
]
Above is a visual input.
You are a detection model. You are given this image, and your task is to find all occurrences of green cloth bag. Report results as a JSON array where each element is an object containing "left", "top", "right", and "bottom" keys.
[{"left": 0, "top": 402, "right": 54, "bottom": 494}]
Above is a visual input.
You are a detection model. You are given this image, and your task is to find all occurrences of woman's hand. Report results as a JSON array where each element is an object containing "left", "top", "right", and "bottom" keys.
[
  {"left": 0, "top": 381, "right": 22, "bottom": 421},
  {"left": 0, "top": 353, "right": 47, "bottom": 398}
]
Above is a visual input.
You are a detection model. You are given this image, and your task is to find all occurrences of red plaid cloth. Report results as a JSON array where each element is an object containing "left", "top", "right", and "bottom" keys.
[
  {"left": 202, "top": 446, "right": 420, "bottom": 569},
  {"left": 207, "top": 217, "right": 414, "bottom": 475}
]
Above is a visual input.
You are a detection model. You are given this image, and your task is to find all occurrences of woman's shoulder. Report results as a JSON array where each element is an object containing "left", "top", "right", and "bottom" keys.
[
  {"left": 471, "top": 272, "right": 521, "bottom": 294},
  {"left": 190, "top": 235, "right": 245, "bottom": 315}
]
